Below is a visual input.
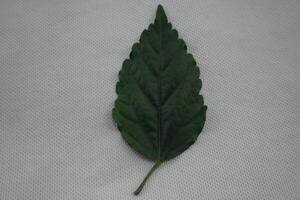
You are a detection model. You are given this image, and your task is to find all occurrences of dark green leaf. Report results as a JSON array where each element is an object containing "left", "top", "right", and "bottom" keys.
[{"left": 112, "top": 5, "right": 207, "bottom": 195}]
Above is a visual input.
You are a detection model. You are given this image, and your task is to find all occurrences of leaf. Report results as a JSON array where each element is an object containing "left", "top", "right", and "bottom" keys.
[{"left": 112, "top": 5, "right": 207, "bottom": 195}]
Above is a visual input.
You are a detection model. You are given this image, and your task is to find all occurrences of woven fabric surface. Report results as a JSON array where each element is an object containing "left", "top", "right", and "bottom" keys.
[{"left": 0, "top": 0, "right": 300, "bottom": 199}]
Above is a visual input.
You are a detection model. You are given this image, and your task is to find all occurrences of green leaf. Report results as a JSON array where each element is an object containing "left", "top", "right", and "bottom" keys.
[{"left": 112, "top": 4, "right": 207, "bottom": 195}]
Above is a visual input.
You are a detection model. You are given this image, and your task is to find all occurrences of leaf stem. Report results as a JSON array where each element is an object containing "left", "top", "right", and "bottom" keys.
[{"left": 133, "top": 161, "right": 162, "bottom": 196}]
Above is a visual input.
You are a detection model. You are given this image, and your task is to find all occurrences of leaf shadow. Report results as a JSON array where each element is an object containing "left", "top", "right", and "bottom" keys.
[{"left": 102, "top": 71, "right": 118, "bottom": 132}]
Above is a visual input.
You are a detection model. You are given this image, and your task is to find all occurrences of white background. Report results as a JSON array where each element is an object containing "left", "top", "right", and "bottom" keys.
[{"left": 1, "top": 0, "right": 300, "bottom": 199}]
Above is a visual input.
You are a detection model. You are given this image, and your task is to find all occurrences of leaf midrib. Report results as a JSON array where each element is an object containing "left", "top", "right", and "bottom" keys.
[{"left": 157, "top": 22, "right": 163, "bottom": 161}]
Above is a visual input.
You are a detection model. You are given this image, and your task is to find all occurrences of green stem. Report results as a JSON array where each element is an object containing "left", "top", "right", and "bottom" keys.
[{"left": 133, "top": 161, "right": 162, "bottom": 196}]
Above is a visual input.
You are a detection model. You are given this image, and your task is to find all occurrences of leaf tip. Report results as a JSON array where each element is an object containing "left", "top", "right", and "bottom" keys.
[
  {"left": 157, "top": 4, "right": 163, "bottom": 10},
  {"left": 155, "top": 4, "right": 167, "bottom": 24}
]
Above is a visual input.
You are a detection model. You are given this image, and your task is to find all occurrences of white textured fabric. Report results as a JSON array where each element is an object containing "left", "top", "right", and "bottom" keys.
[{"left": 1, "top": 0, "right": 300, "bottom": 199}]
